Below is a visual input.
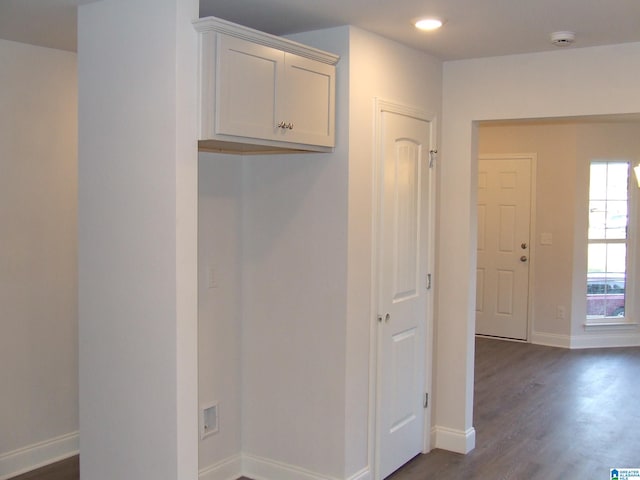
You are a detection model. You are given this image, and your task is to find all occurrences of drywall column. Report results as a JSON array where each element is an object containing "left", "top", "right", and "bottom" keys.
[
  {"left": 433, "top": 116, "right": 477, "bottom": 454},
  {"left": 77, "top": 0, "right": 199, "bottom": 479}
]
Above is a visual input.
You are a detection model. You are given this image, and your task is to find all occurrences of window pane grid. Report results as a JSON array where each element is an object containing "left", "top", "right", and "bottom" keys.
[{"left": 586, "top": 161, "right": 629, "bottom": 320}]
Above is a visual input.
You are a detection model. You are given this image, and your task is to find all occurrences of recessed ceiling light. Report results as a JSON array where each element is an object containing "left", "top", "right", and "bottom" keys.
[{"left": 415, "top": 18, "right": 443, "bottom": 31}]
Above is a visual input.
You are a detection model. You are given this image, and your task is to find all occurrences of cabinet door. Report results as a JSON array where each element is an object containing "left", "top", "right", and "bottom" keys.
[
  {"left": 216, "top": 34, "right": 284, "bottom": 141},
  {"left": 283, "top": 53, "right": 335, "bottom": 147}
]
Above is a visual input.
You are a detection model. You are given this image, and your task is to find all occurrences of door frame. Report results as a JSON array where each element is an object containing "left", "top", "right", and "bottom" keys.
[
  {"left": 370, "top": 98, "right": 437, "bottom": 480},
  {"left": 477, "top": 153, "right": 538, "bottom": 343}
]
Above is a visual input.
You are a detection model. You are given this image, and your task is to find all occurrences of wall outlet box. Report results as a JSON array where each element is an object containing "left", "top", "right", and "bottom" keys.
[{"left": 200, "top": 402, "right": 219, "bottom": 439}]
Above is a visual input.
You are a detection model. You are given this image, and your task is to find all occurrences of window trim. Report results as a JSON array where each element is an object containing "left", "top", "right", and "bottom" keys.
[{"left": 585, "top": 159, "right": 638, "bottom": 327}]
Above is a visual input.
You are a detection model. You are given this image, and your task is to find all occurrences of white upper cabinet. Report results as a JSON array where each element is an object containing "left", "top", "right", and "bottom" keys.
[{"left": 195, "top": 17, "right": 339, "bottom": 154}]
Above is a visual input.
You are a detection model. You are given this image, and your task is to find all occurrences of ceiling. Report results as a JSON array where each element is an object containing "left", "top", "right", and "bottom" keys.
[{"left": 1, "top": 0, "right": 640, "bottom": 60}]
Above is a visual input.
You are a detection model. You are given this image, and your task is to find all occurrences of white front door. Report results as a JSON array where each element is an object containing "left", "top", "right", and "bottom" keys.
[
  {"left": 377, "top": 105, "right": 432, "bottom": 479},
  {"left": 476, "top": 156, "right": 532, "bottom": 340}
]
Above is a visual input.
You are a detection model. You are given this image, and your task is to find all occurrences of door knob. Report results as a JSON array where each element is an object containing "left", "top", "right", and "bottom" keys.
[
  {"left": 521, "top": 243, "right": 528, "bottom": 249},
  {"left": 385, "top": 313, "right": 390, "bottom": 323},
  {"left": 520, "top": 256, "right": 528, "bottom": 262}
]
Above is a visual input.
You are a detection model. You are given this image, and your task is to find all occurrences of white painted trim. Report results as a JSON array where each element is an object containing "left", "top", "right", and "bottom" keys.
[
  {"left": 531, "top": 329, "right": 640, "bottom": 349},
  {"left": 584, "top": 321, "right": 639, "bottom": 330},
  {"left": 570, "top": 332, "right": 640, "bottom": 349},
  {"left": 346, "top": 466, "right": 372, "bottom": 480},
  {"left": 430, "top": 426, "right": 438, "bottom": 450},
  {"left": 422, "top": 115, "right": 438, "bottom": 456},
  {"left": 242, "top": 454, "right": 341, "bottom": 480},
  {"left": 530, "top": 331, "right": 572, "bottom": 349},
  {"left": 433, "top": 426, "right": 476, "bottom": 454},
  {"left": 199, "top": 454, "right": 370, "bottom": 480},
  {"left": 369, "top": 97, "right": 383, "bottom": 480},
  {"left": 0, "top": 432, "right": 78, "bottom": 480},
  {"left": 193, "top": 17, "right": 339, "bottom": 65},
  {"left": 198, "top": 454, "right": 242, "bottom": 480}
]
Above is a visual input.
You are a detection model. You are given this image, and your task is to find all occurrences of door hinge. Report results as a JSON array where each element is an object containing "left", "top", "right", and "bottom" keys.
[
  {"left": 424, "top": 393, "right": 429, "bottom": 409},
  {"left": 429, "top": 149, "right": 438, "bottom": 168},
  {"left": 426, "top": 273, "right": 432, "bottom": 290}
]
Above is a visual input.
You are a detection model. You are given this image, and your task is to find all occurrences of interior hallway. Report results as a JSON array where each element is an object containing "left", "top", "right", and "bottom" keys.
[
  {"left": 11, "top": 337, "right": 640, "bottom": 480},
  {"left": 389, "top": 337, "right": 640, "bottom": 479}
]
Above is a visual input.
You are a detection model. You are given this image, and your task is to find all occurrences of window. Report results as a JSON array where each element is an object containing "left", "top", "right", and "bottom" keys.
[{"left": 586, "top": 161, "right": 630, "bottom": 322}]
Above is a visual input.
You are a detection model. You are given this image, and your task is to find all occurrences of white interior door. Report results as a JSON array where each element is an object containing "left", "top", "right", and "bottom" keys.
[
  {"left": 377, "top": 106, "right": 432, "bottom": 479},
  {"left": 476, "top": 156, "right": 532, "bottom": 340}
]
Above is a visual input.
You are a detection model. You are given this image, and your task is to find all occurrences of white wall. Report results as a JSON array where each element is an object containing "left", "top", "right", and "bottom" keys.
[
  {"left": 77, "top": 0, "right": 199, "bottom": 478},
  {"left": 197, "top": 153, "right": 243, "bottom": 475},
  {"left": 238, "top": 25, "right": 442, "bottom": 480},
  {"left": 241, "top": 151, "right": 349, "bottom": 480},
  {"left": 0, "top": 39, "right": 78, "bottom": 478},
  {"left": 441, "top": 42, "right": 640, "bottom": 448}
]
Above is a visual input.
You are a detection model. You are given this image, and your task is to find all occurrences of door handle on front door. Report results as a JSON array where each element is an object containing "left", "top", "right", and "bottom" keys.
[{"left": 520, "top": 256, "right": 528, "bottom": 262}]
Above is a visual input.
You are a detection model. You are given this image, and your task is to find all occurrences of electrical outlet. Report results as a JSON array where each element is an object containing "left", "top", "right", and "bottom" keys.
[
  {"left": 200, "top": 403, "right": 219, "bottom": 439},
  {"left": 556, "top": 306, "right": 565, "bottom": 320}
]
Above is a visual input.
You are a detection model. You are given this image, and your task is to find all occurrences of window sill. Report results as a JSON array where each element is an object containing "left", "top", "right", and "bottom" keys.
[{"left": 584, "top": 321, "right": 639, "bottom": 332}]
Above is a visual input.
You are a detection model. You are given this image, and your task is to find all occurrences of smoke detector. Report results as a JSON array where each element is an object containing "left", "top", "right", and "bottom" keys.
[{"left": 550, "top": 31, "right": 576, "bottom": 47}]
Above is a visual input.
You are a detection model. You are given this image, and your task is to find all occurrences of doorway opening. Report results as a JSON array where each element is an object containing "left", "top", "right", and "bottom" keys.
[{"left": 475, "top": 115, "right": 640, "bottom": 346}]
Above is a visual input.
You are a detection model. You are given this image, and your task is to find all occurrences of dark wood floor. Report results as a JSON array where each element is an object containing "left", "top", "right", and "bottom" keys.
[
  {"left": 8, "top": 456, "right": 78, "bottom": 480},
  {"left": 389, "top": 337, "right": 640, "bottom": 479},
  {"left": 11, "top": 337, "right": 640, "bottom": 480}
]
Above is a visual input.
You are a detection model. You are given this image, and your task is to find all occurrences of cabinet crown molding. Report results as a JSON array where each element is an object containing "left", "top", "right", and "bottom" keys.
[{"left": 194, "top": 16, "right": 340, "bottom": 66}]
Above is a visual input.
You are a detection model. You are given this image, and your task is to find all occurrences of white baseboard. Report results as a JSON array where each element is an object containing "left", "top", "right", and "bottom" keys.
[
  {"left": 346, "top": 466, "right": 370, "bottom": 480},
  {"left": 0, "top": 431, "right": 78, "bottom": 480},
  {"left": 430, "top": 427, "right": 438, "bottom": 452},
  {"left": 530, "top": 331, "right": 571, "bottom": 348},
  {"left": 199, "top": 454, "right": 242, "bottom": 480},
  {"left": 532, "top": 330, "right": 640, "bottom": 349},
  {"left": 200, "top": 453, "right": 369, "bottom": 480},
  {"left": 570, "top": 333, "right": 640, "bottom": 349},
  {"left": 243, "top": 453, "right": 341, "bottom": 480},
  {"left": 432, "top": 426, "right": 475, "bottom": 454}
]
